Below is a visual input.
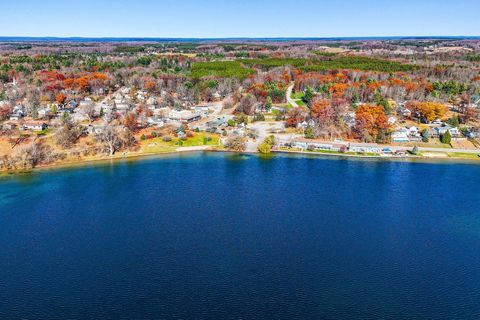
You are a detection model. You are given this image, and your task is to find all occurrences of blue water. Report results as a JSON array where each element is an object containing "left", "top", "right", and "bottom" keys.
[{"left": 1, "top": 153, "right": 480, "bottom": 319}]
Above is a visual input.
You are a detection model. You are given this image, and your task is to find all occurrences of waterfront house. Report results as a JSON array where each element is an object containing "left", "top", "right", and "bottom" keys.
[
  {"left": 434, "top": 126, "right": 461, "bottom": 138},
  {"left": 391, "top": 129, "right": 409, "bottom": 142},
  {"left": 292, "top": 138, "right": 348, "bottom": 152},
  {"left": 348, "top": 142, "right": 381, "bottom": 154}
]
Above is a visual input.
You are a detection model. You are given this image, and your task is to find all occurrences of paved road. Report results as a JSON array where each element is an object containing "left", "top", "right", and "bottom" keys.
[
  {"left": 386, "top": 145, "right": 480, "bottom": 154},
  {"left": 286, "top": 82, "right": 299, "bottom": 108}
]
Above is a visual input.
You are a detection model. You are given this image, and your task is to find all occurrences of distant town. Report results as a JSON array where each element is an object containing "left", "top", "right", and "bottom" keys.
[{"left": 1, "top": 38, "right": 480, "bottom": 171}]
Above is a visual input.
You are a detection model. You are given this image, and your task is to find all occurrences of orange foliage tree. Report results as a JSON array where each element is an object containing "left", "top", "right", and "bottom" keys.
[
  {"left": 355, "top": 104, "right": 390, "bottom": 142},
  {"left": 55, "top": 93, "right": 66, "bottom": 104},
  {"left": 407, "top": 102, "right": 448, "bottom": 122}
]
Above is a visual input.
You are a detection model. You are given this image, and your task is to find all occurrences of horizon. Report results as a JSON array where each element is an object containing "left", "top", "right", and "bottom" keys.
[{"left": 1, "top": 36, "right": 480, "bottom": 42}]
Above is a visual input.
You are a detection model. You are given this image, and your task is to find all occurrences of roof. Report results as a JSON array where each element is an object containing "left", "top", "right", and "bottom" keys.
[
  {"left": 293, "top": 137, "right": 348, "bottom": 145},
  {"left": 349, "top": 142, "right": 380, "bottom": 147},
  {"left": 23, "top": 121, "right": 47, "bottom": 127}
]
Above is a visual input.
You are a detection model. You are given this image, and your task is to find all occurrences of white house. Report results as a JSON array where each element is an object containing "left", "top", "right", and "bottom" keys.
[
  {"left": 349, "top": 143, "right": 381, "bottom": 154},
  {"left": 391, "top": 129, "right": 409, "bottom": 142},
  {"left": 23, "top": 121, "right": 48, "bottom": 131}
]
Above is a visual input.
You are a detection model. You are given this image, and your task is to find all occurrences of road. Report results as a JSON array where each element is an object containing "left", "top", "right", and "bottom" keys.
[
  {"left": 389, "top": 146, "right": 480, "bottom": 154},
  {"left": 286, "top": 82, "right": 299, "bottom": 108}
]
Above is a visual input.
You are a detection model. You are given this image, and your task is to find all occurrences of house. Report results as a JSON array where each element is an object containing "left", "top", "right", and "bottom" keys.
[
  {"left": 391, "top": 129, "right": 409, "bottom": 142},
  {"left": 207, "top": 116, "right": 228, "bottom": 128},
  {"left": 23, "top": 121, "right": 48, "bottom": 131},
  {"left": 407, "top": 126, "right": 420, "bottom": 137},
  {"left": 115, "top": 103, "right": 131, "bottom": 114},
  {"left": 472, "top": 94, "right": 480, "bottom": 107},
  {"left": 398, "top": 106, "right": 411, "bottom": 117},
  {"left": 147, "top": 117, "right": 165, "bottom": 127},
  {"left": 79, "top": 98, "right": 93, "bottom": 108},
  {"left": 192, "top": 105, "right": 212, "bottom": 118},
  {"left": 86, "top": 124, "right": 105, "bottom": 135},
  {"left": 168, "top": 110, "right": 202, "bottom": 123},
  {"left": 2, "top": 121, "right": 18, "bottom": 130},
  {"left": 9, "top": 105, "right": 25, "bottom": 121},
  {"left": 146, "top": 96, "right": 158, "bottom": 106},
  {"left": 348, "top": 142, "right": 381, "bottom": 154},
  {"left": 434, "top": 126, "right": 461, "bottom": 138},
  {"left": 38, "top": 107, "right": 51, "bottom": 119},
  {"left": 292, "top": 138, "right": 348, "bottom": 152},
  {"left": 387, "top": 116, "right": 397, "bottom": 125}
]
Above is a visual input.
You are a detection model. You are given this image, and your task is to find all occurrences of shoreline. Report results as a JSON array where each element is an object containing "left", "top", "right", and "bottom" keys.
[{"left": 2, "top": 145, "right": 480, "bottom": 176}]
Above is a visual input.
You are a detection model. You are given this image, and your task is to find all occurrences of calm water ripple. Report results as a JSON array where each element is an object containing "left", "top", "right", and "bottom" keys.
[{"left": 1, "top": 153, "right": 480, "bottom": 319}]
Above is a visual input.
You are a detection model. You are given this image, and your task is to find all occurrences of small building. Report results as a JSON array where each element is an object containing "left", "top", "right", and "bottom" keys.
[
  {"left": 168, "top": 110, "right": 202, "bottom": 123},
  {"left": 23, "top": 121, "right": 48, "bottom": 131},
  {"left": 391, "top": 129, "right": 409, "bottom": 143},
  {"left": 292, "top": 138, "right": 348, "bottom": 152},
  {"left": 206, "top": 116, "right": 228, "bottom": 129},
  {"left": 86, "top": 124, "right": 105, "bottom": 135},
  {"left": 2, "top": 121, "right": 18, "bottom": 130},
  {"left": 434, "top": 126, "right": 461, "bottom": 138},
  {"left": 348, "top": 142, "right": 381, "bottom": 154},
  {"left": 147, "top": 117, "right": 165, "bottom": 127}
]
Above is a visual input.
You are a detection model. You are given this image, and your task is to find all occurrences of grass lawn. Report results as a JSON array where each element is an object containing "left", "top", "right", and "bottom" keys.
[
  {"left": 447, "top": 152, "right": 480, "bottom": 159},
  {"left": 295, "top": 100, "right": 306, "bottom": 107},
  {"left": 140, "top": 132, "right": 219, "bottom": 153},
  {"left": 291, "top": 92, "right": 304, "bottom": 100}
]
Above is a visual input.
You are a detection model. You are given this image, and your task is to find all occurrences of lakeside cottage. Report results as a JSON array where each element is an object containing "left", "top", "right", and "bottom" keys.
[
  {"left": 348, "top": 143, "right": 381, "bottom": 154},
  {"left": 291, "top": 138, "right": 349, "bottom": 152},
  {"left": 433, "top": 126, "right": 461, "bottom": 138},
  {"left": 391, "top": 129, "right": 409, "bottom": 142}
]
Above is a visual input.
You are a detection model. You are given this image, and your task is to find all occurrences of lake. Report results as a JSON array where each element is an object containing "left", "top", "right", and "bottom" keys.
[{"left": 1, "top": 152, "right": 480, "bottom": 319}]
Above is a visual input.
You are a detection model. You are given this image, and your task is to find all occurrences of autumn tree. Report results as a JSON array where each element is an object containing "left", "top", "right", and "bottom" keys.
[
  {"left": 354, "top": 104, "right": 390, "bottom": 143},
  {"left": 407, "top": 102, "right": 448, "bottom": 123},
  {"left": 285, "top": 107, "right": 306, "bottom": 128},
  {"left": 236, "top": 94, "right": 257, "bottom": 115},
  {"left": 224, "top": 136, "right": 246, "bottom": 152},
  {"left": 54, "top": 122, "right": 84, "bottom": 149},
  {"left": 55, "top": 93, "right": 66, "bottom": 104},
  {"left": 124, "top": 113, "right": 139, "bottom": 132}
]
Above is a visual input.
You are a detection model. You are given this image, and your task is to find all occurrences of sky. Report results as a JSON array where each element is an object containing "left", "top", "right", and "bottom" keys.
[{"left": 1, "top": 0, "right": 480, "bottom": 38}]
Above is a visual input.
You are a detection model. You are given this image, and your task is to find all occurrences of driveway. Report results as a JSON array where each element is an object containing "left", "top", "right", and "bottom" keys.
[{"left": 286, "top": 82, "right": 299, "bottom": 108}]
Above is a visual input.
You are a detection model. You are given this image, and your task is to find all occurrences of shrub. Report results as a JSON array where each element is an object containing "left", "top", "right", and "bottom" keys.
[
  {"left": 441, "top": 130, "right": 452, "bottom": 144},
  {"left": 258, "top": 142, "right": 272, "bottom": 154},
  {"left": 162, "top": 135, "right": 172, "bottom": 142}
]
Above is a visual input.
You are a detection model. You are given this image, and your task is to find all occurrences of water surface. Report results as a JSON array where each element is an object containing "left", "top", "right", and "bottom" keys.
[{"left": 1, "top": 153, "right": 480, "bottom": 319}]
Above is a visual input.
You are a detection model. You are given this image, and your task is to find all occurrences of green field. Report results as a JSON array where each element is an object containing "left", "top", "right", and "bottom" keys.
[
  {"left": 191, "top": 61, "right": 255, "bottom": 79},
  {"left": 190, "top": 56, "right": 417, "bottom": 80},
  {"left": 241, "top": 56, "right": 417, "bottom": 72}
]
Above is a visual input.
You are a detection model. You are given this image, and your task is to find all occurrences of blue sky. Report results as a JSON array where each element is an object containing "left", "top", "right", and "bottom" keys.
[{"left": 2, "top": 0, "right": 480, "bottom": 38}]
